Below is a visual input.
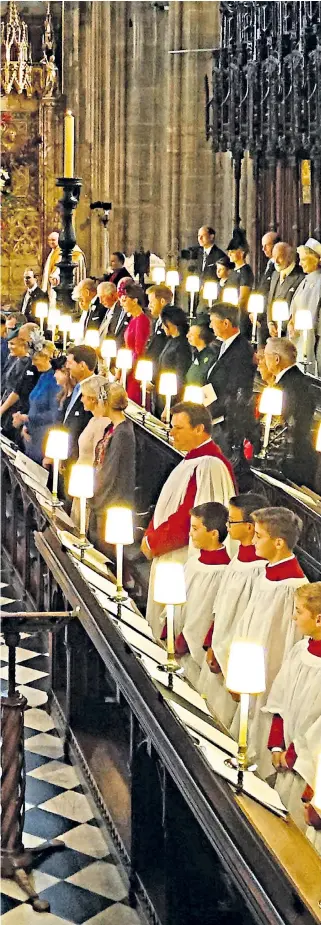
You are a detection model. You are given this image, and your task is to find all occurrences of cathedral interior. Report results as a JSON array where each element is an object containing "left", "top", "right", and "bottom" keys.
[{"left": 1, "top": 2, "right": 321, "bottom": 925}]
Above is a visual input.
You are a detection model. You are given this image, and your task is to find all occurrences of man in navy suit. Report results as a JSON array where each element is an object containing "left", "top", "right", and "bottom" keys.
[
  {"left": 63, "top": 346, "right": 97, "bottom": 498},
  {"left": 206, "top": 303, "right": 255, "bottom": 411},
  {"left": 198, "top": 226, "right": 225, "bottom": 283}
]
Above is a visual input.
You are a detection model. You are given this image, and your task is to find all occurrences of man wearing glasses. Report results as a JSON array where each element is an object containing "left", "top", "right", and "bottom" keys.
[{"left": 20, "top": 269, "right": 47, "bottom": 323}]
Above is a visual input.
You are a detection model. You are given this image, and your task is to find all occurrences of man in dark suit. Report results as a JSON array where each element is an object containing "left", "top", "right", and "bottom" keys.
[
  {"left": 146, "top": 284, "right": 171, "bottom": 368},
  {"left": 197, "top": 226, "right": 226, "bottom": 283},
  {"left": 97, "top": 281, "right": 129, "bottom": 348},
  {"left": 72, "top": 278, "right": 101, "bottom": 333},
  {"left": 257, "top": 232, "right": 280, "bottom": 297},
  {"left": 63, "top": 346, "right": 97, "bottom": 496},
  {"left": 266, "top": 242, "right": 303, "bottom": 330},
  {"left": 264, "top": 337, "right": 317, "bottom": 488},
  {"left": 206, "top": 303, "right": 255, "bottom": 448},
  {"left": 20, "top": 269, "right": 47, "bottom": 323},
  {"left": 103, "top": 252, "right": 132, "bottom": 287}
]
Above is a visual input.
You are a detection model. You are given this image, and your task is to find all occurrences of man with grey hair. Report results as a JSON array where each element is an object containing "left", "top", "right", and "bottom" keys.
[
  {"left": 266, "top": 241, "right": 303, "bottom": 331},
  {"left": 264, "top": 337, "right": 317, "bottom": 487},
  {"left": 97, "top": 281, "right": 127, "bottom": 345},
  {"left": 287, "top": 238, "right": 321, "bottom": 375}
]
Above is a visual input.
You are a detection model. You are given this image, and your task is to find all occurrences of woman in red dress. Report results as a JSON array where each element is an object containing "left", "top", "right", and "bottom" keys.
[{"left": 118, "top": 280, "right": 150, "bottom": 404}]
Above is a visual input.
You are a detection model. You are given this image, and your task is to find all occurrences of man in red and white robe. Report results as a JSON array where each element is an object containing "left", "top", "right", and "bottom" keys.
[{"left": 141, "top": 402, "right": 236, "bottom": 638}]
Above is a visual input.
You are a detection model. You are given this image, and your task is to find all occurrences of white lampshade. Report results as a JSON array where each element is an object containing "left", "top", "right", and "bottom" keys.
[
  {"left": 166, "top": 270, "right": 179, "bottom": 288},
  {"left": 135, "top": 359, "right": 153, "bottom": 382},
  {"left": 153, "top": 561, "right": 186, "bottom": 605},
  {"left": 186, "top": 274, "right": 200, "bottom": 294},
  {"left": 222, "top": 287, "right": 238, "bottom": 305},
  {"left": 45, "top": 428, "right": 69, "bottom": 460},
  {"left": 159, "top": 371, "right": 177, "bottom": 397},
  {"left": 313, "top": 753, "right": 321, "bottom": 811},
  {"left": 203, "top": 281, "right": 218, "bottom": 303},
  {"left": 152, "top": 267, "right": 166, "bottom": 284},
  {"left": 105, "top": 507, "right": 134, "bottom": 545},
  {"left": 295, "top": 308, "right": 313, "bottom": 331},
  {"left": 316, "top": 423, "right": 321, "bottom": 452},
  {"left": 101, "top": 338, "right": 117, "bottom": 360},
  {"left": 226, "top": 641, "right": 266, "bottom": 694},
  {"left": 248, "top": 293, "right": 264, "bottom": 315},
  {"left": 116, "top": 348, "right": 132, "bottom": 371},
  {"left": 59, "top": 313, "right": 71, "bottom": 333},
  {"left": 68, "top": 464, "right": 94, "bottom": 499},
  {"left": 84, "top": 328, "right": 100, "bottom": 348},
  {"left": 35, "top": 301, "right": 48, "bottom": 320},
  {"left": 271, "top": 300, "right": 289, "bottom": 323},
  {"left": 184, "top": 385, "right": 204, "bottom": 404},
  {"left": 69, "top": 321, "right": 83, "bottom": 343},
  {"left": 47, "top": 308, "right": 60, "bottom": 330},
  {"left": 259, "top": 387, "right": 283, "bottom": 416}
]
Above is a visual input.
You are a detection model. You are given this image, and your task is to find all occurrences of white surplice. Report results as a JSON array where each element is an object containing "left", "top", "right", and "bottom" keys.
[
  {"left": 175, "top": 552, "right": 229, "bottom": 687},
  {"left": 295, "top": 715, "right": 321, "bottom": 855},
  {"left": 197, "top": 551, "right": 266, "bottom": 729},
  {"left": 229, "top": 564, "right": 307, "bottom": 775},
  {"left": 146, "top": 456, "right": 234, "bottom": 639},
  {"left": 263, "top": 639, "right": 321, "bottom": 829}
]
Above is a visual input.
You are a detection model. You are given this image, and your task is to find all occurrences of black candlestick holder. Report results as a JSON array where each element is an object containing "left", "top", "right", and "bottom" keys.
[{"left": 55, "top": 176, "right": 82, "bottom": 316}]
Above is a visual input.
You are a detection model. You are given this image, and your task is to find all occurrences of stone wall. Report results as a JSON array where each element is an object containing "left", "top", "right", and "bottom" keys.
[{"left": 62, "top": 0, "right": 237, "bottom": 275}]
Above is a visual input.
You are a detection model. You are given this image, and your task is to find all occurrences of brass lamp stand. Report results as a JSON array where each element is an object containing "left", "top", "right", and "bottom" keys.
[{"left": 1, "top": 608, "right": 77, "bottom": 912}]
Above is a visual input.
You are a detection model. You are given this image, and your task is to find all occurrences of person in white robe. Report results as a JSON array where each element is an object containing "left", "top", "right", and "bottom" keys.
[
  {"left": 229, "top": 507, "right": 307, "bottom": 777},
  {"left": 263, "top": 583, "right": 321, "bottom": 831},
  {"left": 198, "top": 492, "right": 267, "bottom": 730},
  {"left": 42, "top": 230, "right": 86, "bottom": 294},
  {"left": 295, "top": 715, "right": 321, "bottom": 855},
  {"left": 168, "top": 502, "right": 230, "bottom": 688},
  {"left": 141, "top": 403, "right": 236, "bottom": 639}
]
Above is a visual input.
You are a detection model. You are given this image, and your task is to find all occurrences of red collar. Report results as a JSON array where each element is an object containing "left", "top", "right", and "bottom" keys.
[
  {"left": 265, "top": 558, "right": 305, "bottom": 581},
  {"left": 185, "top": 440, "right": 237, "bottom": 490},
  {"left": 308, "top": 638, "right": 321, "bottom": 657},
  {"left": 199, "top": 548, "right": 230, "bottom": 565},
  {"left": 237, "top": 544, "right": 265, "bottom": 563}
]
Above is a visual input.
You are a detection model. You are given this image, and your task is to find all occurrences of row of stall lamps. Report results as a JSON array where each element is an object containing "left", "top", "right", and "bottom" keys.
[
  {"left": 35, "top": 267, "right": 314, "bottom": 351},
  {"left": 43, "top": 429, "right": 321, "bottom": 795}
]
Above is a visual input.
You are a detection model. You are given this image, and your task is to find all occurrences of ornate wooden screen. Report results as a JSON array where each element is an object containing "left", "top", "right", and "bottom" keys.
[
  {"left": 1, "top": 2, "right": 62, "bottom": 307},
  {"left": 206, "top": 1, "right": 321, "bottom": 275}
]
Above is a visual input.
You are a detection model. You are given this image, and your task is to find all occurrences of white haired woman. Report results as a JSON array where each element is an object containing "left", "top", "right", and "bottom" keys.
[{"left": 70, "top": 375, "right": 111, "bottom": 525}]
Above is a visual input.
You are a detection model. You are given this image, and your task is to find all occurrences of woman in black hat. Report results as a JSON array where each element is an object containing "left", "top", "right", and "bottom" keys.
[{"left": 227, "top": 229, "right": 254, "bottom": 336}]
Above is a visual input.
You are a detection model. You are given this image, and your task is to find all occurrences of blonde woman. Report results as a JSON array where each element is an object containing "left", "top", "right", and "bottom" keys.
[
  {"left": 12, "top": 335, "right": 59, "bottom": 463},
  {"left": 71, "top": 375, "right": 111, "bottom": 526},
  {"left": 88, "top": 382, "right": 136, "bottom": 551}
]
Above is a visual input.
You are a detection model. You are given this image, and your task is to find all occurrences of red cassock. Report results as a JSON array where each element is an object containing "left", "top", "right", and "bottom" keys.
[
  {"left": 144, "top": 441, "right": 237, "bottom": 558},
  {"left": 124, "top": 313, "right": 151, "bottom": 404}
]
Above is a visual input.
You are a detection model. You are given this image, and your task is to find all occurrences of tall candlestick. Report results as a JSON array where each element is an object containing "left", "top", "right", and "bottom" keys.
[
  {"left": 165, "top": 395, "right": 171, "bottom": 425},
  {"left": 64, "top": 110, "right": 74, "bottom": 178},
  {"left": 52, "top": 458, "right": 59, "bottom": 502},
  {"left": 79, "top": 495, "right": 87, "bottom": 541},
  {"left": 116, "top": 543, "right": 123, "bottom": 597},
  {"left": 239, "top": 693, "right": 250, "bottom": 749},
  {"left": 166, "top": 603, "right": 175, "bottom": 658}
]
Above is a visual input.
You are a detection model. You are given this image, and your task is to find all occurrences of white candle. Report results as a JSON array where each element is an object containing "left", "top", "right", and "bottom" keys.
[
  {"left": 239, "top": 692, "right": 250, "bottom": 749},
  {"left": 263, "top": 412, "right": 272, "bottom": 450},
  {"left": 116, "top": 543, "right": 123, "bottom": 594},
  {"left": 165, "top": 394, "right": 171, "bottom": 424},
  {"left": 166, "top": 603, "right": 175, "bottom": 658},
  {"left": 79, "top": 495, "right": 87, "bottom": 540},
  {"left": 52, "top": 458, "right": 59, "bottom": 501}
]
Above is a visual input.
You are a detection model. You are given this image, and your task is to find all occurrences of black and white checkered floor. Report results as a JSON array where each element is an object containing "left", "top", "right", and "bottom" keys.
[{"left": 0, "top": 565, "right": 143, "bottom": 925}]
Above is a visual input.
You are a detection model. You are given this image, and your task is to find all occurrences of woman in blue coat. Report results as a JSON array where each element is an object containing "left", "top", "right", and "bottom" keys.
[{"left": 12, "top": 335, "right": 60, "bottom": 464}]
